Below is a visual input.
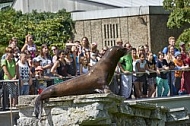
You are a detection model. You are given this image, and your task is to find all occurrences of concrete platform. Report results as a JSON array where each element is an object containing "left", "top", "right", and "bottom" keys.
[{"left": 0, "top": 109, "right": 19, "bottom": 126}]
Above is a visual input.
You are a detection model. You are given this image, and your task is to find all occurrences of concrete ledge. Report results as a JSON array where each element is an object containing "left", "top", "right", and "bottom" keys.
[
  {"left": 15, "top": 93, "right": 190, "bottom": 126},
  {"left": 0, "top": 110, "right": 19, "bottom": 126}
]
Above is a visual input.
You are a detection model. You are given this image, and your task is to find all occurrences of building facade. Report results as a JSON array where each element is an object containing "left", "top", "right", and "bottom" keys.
[{"left": 72, "top": 6, "right": 185, "bottom": 53}]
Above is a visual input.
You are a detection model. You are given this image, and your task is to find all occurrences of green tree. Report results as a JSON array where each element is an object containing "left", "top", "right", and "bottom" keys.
[
  {"left": 163, "top": 0, "right": 190, "bottom": 44},
  {"left": 0, "top": 8, "right": 75, "bottom": 56}
]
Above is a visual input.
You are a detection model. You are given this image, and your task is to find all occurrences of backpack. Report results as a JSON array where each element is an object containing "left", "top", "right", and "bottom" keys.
[
  {"left": 0, "top": 60, "right": 7, "bottom": 80},
  {"left": 0, "top": 68, "right": 4, "bottom": 80}
]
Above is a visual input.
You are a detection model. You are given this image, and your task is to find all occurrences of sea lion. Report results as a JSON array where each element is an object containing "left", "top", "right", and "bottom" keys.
[{"left": 34, "top": 46, "right": 129, "bottom": 118}]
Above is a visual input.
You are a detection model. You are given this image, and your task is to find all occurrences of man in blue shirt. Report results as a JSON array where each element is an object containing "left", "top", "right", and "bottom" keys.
[{"left": 162, "top": 36, "right": 178, "bottom": 55}]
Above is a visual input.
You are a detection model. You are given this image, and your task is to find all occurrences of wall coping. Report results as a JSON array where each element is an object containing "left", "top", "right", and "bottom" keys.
[{"left": 71, "top": 6, "right": 170, "bottom": 21}]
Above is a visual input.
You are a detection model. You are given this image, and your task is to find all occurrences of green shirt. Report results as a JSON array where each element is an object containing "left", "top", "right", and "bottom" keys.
[
  {"left": 119, "top": 54, "right": 133, "bottom": 72},
  {"left": 1, "top": 59, "right": 16, "bottom": 80}
]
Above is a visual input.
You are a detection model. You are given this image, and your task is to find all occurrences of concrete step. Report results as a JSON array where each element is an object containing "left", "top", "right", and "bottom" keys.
[{"left": 166, "top": 107, "right": 189, "bottom": 126}]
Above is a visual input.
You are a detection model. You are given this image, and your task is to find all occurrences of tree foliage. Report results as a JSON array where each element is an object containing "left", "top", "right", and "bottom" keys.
[
  {"left": 163, "top": 0, "right": 190, "bottom": 44},
  {"left": 0, "top": 8, "right": 75, "bottom": 51}
]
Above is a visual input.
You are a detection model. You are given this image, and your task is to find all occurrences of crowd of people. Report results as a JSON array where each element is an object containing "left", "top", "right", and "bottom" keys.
[
  {"left": 1, "top": 34, "right": 190, "bottom": 108},
  {"left": 114, "top": 36, "right": 190, "bottom": 100}
]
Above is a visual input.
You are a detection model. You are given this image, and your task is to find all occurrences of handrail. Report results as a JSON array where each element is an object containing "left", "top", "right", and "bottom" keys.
[
  {"left": 0, "top": 80, "right": 19, "bottom": 83},
  {"left": 115, "top": 68, "right": 190, "bottom": 75}
]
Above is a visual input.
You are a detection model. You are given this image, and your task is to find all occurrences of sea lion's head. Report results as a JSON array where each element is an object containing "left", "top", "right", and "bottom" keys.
[{"left": 105, "top": 46, "right": 129, "bottom": 58}]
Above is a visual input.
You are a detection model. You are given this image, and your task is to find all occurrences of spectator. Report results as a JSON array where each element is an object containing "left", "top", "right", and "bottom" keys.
[
  {"left": 89, "top": 42, "right": 99, "bottom": 67},
  {"left": 9, "top": 37, "right": 20, "bottom": 53},
  {"left": 181, "top": 50, "right": 190, "bottom": 94},
  {"left": 156, "top": 52, "right": 170, "bottom": 97},
  {"left": 144, "top": 44, "right": 149, "bottom": 56},
  {"left": 32, "top": 57, "right": 43, "bottom": 78},
  {"left": 131, "top": 48, "right": 138, "bottom": 61},
  {"left": 81, "top": 37, "right": 91, "bottom": 64},
  {"left": 72, "top": 41, "right": 82, "bottom": 75},
  {"left": 137, "top": 45, "right": 148, "bottom": 98},
  {"left": 162, "top": 36, "right": 178, "bottom": 56},
  {"left": 79, "top": 50, "right": 90, "bottom": 75},
  {"left": 17, "top": 53, "right": 32, "bottom": 95},
  {"left": 116, "top": 38, "right": 123, "bottom": 47},
  {"left": 8, "top": 37, "right": 20, "bottom": 62},
  {"left": 51, "top": 50, "right": 70, "bottom": 83},
  {"left": 133, "top": 53, "right": 149, "bottom": 98},
  {"left": 1, "top": 47, "right": 18, "bottom": 107},
  {"left": 173, "top": 51, "right": 188, "bottom": 95},
  {"left": 118, "top": 42, "right": 133, "bottom": 99},
  {"left": 137, "top": 45, "right": 146, "bottom": 57},
  {"left": 179, "top": 41, "right": 187, "bottom": 61},
  {"left": 29, "top": 57, "right": 42, "bottom": 95},
  {"left": 37, "top": 44, "right": 53, "bottom": 87},
  {"left": 146, "top": 51, "right": 157, "bottom": 97},
  {"left": 51, "top": 46, "right": 59, "bottom": 64},
  {"left": 165, "top": 45, "right": 175, "bottom": 63},
  {"left": 70, "top": 41, "right": 81, "bottom": 75},
  {"left": 164, "top": 45, "right": 175, "bottom": 96},
  {"left": 21, "top": 34, "right": 37, "bottom": 59},
  {"left": 64, "top": 49, "right": 77, "bottom": 76},
  {"left": 98, "top": 46, "right": 108, "bottom": 60}
]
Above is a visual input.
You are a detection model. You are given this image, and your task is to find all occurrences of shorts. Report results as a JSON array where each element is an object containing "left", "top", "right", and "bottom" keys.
[
  {"left": 7, "top": 82, "right": 18, "bottom": 98},
  {"left": 147, "top": 77, "right": 156, "bottom": 85},
  {"left": 133, "top": 75, "right": 146, "bottom": 83}
]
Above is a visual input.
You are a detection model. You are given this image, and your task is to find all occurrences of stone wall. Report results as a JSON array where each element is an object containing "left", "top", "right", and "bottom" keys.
[{"left": 17, "top": 93, "right": 189, "bottom": 126}]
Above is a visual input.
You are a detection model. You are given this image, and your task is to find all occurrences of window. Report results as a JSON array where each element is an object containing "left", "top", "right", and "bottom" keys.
[{"left": 103, "top": 23, "right": 119, "bottom": 47}]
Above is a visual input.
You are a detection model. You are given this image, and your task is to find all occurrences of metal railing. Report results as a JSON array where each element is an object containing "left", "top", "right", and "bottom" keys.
[
  {"left": 1, "top": 68, "right": 190, "bottom": 110},
  {"left": 0, "top": 80, "right": 19, "bottom": 111}
]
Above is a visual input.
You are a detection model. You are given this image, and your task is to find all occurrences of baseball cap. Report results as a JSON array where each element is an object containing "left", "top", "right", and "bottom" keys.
[
  {"left": 179, "top": 42, "right": 185, "bottom": 46},
  {"left": 175, "top": 51, "right": 181, "bottom": 57},
  {"left": 35, "top": 66, "right": 43, "bottom": 71},
  {"left": 33, "top": 57, "right": 42, "bottom": 62}
]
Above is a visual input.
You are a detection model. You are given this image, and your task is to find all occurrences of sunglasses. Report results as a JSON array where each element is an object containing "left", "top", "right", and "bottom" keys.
[{"left": 9, "top": 51, "right": 14, "bottom": 53}]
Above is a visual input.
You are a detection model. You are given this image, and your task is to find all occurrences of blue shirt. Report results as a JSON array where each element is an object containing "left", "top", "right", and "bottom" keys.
[{"left": 162, "top": 46, "right": 178, "bottom": 54}]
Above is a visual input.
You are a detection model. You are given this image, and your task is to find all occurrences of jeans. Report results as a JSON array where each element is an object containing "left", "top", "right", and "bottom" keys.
[
  {"left": 21, "top": 85, "right": 29, "bottom": 95},
  {"left": 156, "top": 77, "right": 169, "bottom": 97},
  {"left": 120, "top": 74, "right": 132, "bottom": 99}
]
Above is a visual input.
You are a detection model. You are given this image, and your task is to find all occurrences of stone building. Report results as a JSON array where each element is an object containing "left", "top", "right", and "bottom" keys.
[{"left": 72, "top": 6, "right": 186, "bottom": 53}]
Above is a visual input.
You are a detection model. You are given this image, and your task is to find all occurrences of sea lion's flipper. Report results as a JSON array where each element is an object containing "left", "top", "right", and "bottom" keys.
[
  {"left": 94, "top": 89, "right": 104, "bottom": 93},
  {"left": 34, "top": 96, "right": 43, "bottom": 119}
]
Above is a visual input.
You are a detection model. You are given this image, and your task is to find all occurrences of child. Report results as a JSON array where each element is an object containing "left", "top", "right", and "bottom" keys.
[
  {"left": 156, "top": 52, "right": 170, "bottom": 97},
  {"left": 173, "top": 51, "right": 188, "bottom": 95},
  {"left": 33, "top": 57, "right": 46, "bottom": 94},
  {"left": 146, "top": 52, "right": 157, "bottom": 97},
  {"left": 17, "top": 53, "right": 32, "bottom": 95}
]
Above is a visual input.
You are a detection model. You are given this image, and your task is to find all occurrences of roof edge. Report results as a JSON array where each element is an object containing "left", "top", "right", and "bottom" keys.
[{"left": 71, "top": 6, "right": 169, "bottom": 21}]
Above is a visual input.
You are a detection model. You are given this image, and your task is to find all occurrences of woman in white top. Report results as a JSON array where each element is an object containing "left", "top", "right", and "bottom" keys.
[
  {"left": 79, "top": 50, "right": 90, "bottom": 74},
  {"left": 21, "top": 34, "right": 37, "bottom": 59},
  {"left": 37, "top": 44, "right": 53, "bottom": 86},
  {"left": 51, "top": 46, "right": 59, "bottom": 64},
  {"left": 89, "top": 42, "right": 99, "bottom": 67},
  {"left": 133, "top": 53, "right": 149, "bottom": 98}
]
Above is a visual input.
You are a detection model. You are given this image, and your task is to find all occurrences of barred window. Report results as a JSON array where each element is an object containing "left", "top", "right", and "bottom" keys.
[{"left": 103, "top": 23, "right": 119, "bottom": 47}]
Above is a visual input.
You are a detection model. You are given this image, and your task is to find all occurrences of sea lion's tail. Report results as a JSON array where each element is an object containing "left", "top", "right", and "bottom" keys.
[{"left": 34, "top": 96, "right": 43, "bottom": 119}]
